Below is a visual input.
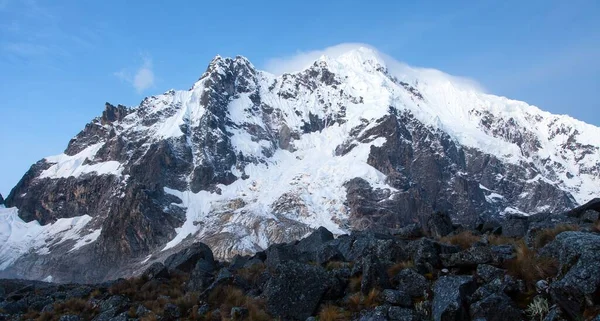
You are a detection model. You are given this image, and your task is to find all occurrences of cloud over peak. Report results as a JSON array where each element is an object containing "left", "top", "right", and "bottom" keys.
[{"left": 115, "top": 55, "right": 155, "bottom": 93}]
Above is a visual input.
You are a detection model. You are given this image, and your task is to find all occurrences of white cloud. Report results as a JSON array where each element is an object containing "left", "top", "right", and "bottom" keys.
[
  {"left": 263, "top": 43, "right": 485, "bottom": 92},
  {"left": 115, "top": 55, "right": 155, "bottom": 93}
]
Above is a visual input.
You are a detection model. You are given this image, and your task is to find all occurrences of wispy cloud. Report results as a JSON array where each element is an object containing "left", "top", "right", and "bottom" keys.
[
  {"left": 115, "top": 55, "right": 156, "bottom": 93},
  {"left": 263, "top": 43, "right": 485, "bottom": 92}
]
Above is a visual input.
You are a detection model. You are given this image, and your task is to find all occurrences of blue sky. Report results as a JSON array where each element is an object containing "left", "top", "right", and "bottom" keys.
[{"left": 1, "top": 0, "right": 599, "bottom": 196}]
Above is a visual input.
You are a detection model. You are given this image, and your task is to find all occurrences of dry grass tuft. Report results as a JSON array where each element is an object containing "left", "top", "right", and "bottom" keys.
[
  {"left": 533, "top": 224, "right": 579, "bottom": 249},
  {"left": 363, "top": 288, "right": 381, "bottom": 308},
  {"left": 439, "top": 231, "right": 481, "bottom": 249},
  {"left": 325, "top": 261, "right": 346, "bottom": 270},
  {"left": 348, "top": 275, "right": 362, "bottom": 293},
  {"left": 207, "top": 285, "right": 270, "bottom": 320},
  {"left": 488, "top": 234, "right": 516, "bottom": 246},
  {"left": 319, "top": 304, "right": 349, "bottom": 321},
  {"left": 237, "top": 262, "right": 267, "bottom": 285},
  {"left": 387, "top": 261, "right": 414, "bottom": 279},
  {"left": 504, "top": 240, "right": 558, "bottom": 289},
  {"left": 592, "top": 219, "right": 600, "bottom": 233}
]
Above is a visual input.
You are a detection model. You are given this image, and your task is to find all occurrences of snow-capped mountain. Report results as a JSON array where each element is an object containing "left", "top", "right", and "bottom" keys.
[{"left": 1, "top": 47, "right": 599, "bottom": 282}]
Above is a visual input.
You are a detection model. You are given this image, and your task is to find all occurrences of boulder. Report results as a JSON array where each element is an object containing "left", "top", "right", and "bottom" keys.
[
  {"left": 393, "top": 223, "right": 423, "bottom": 239},
  {"left": 501, "top": 214, "right": 529, "bottom": 237},
  {"left": 265, "top": 243, "right": 303, "bottom": 268},
  {"left": 388, "top": 306, "right": 418, "bottom": 321},
  {"left": 440, "top": 246, "right": 493, "bottom": 267},
  {"left": 316, "top": 244, "right": 345, "bottom": 265},
  {"left": 427, "top": 211, "right": 454, "bottom": 238},
  {"left": 395, "top": 268, "right": 429, "bottom": 298},
  {"left": 164, "top": 242, "right": 214, "bottom": 273},
  {"left": 360, "top": 255, "right": 389, "bottom": 294},
  {"left": 475, "top": 264, "right": 505, "bottom": 283},
  {"left": 432, "top": 276, "right": 476, "bottom": 321},
  {"left": 469, "top": 293, "right": 522, "bottom": 321},
  {"left": 546, "top": 232, "right": 600, "bottom": 319},
  {"left": 142, "top": 262, "right": 169, "bottom": 280},
  {"left": 382, "top": 289, "right": 412, "bottom": 307},
  {"left": 295, "top": 226, "right": 334, "bottom": 255},
  {"left": 263, "top": 261, "right": 331, "bottom": 320}
]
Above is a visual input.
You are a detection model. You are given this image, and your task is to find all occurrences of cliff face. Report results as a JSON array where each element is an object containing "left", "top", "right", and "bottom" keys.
[{"left": 1, "top": 47, "right": 599, "bottom": 283}]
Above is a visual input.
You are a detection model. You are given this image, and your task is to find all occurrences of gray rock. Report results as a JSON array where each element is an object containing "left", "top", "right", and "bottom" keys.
[
  {"left": 135, "top": 304, "right": 151, "bottom": 317},
  {"left": 546, "top": 232, "right": 600, "bottom": 319},
  {"left": 296, "top": 226, "right": 334, "bottom": 255},
  {"left": 432, "top": 275, "right": 476, "bottom": 321},
  {"left": 264, "top": 261, "right": 331, "bottom": 320},
  {"left": 469, "top": 293, "right": 522, "bottom": 321},
  {"left": 440, "top": 246, "right": 493, "bottom": 267},
  {"left": 361, "top": 255, "right": 389, "bottom": 294},
  {"left": 490, "top": 244, "right": 515, "bottom": 264},
  {"left": 543, "top": 305, "right": 567, "bottom": 321},
  {"left": 427, "top": 211, "right": 454, "bottom": 238},
  {"left": 475, "top": 264, "right": 505, "bottom": 283},
  {"left": 142, "top": 262, "right": 169, "bottom": 280},
  {"left": 164, "top": 242, "right": 214, "bottom": 273},
  {"left": 395, "top": 268, "right": 429, "bottom": 297},
  {"left": 197, "top": 303, "right": 210, "bottom": 316},
  {"left": 231, "top": 306, "right": 249, "bottom": 319},
  {"left": 581, "top": 209, "right": 599, "bottom": 222},
  {"left": 316, "top": 244, "right": 345, "bottom": 265},
  {"left": 59, "top": 315, "right": 81, "bottom": 321},
  {"left": 501, "top": 214, "right": 529, "bottom": 237},
  {"left": 265, "top": 243, "right": 303, "bottom": 268},
  {"left": 393, "top": 223, "right": 424, "bottom": 239},
  {"left": 388, "top": 306, "right": 418, "bottom": 321},
  {"left": 382, "top": 289, "right": 412, "bottom": 307}
]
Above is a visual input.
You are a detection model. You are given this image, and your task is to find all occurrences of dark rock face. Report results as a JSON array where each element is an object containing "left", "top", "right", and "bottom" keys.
[
  {"left": 164, "top": 242, "right": 215, "bottom": 273},
  {"left": 0, "top": 193, "right": 4, "bottom": 205},
  {"left": 545, "top": 232, "right": 600, "bottom": 319},
  {"left": 263, "top": 261, "right": 330, "bottom": 320},
  {"left": 432, "top": 276, "right": 477, "bottom": 321}
]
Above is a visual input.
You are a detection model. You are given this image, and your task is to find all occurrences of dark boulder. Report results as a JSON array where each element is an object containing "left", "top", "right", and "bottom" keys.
[
  {"left": 164, "top": 242, "right": 215, "bottom": 273},
  {"left": 265, "top": 243, "right": 303, "bottom": 268},
  {"left": 395, "top": 268, "right": 429, "bottom": 298},
  {"left": 316, "top": 244, "right": 345, "bottom": 265},
  {"left": 469, "top": 293, "right": 522, "bottom": 321},
  {"left": 501, "top": 214, "right": 529, "bottom": 237},
  {"left": 475, "top": 264, "right": 505, "bottom": 283},
  {"left": 360, "top": 255, "right": 389, "bottom": 294},
  {"left": 432, "top": 276, "right": 476, "bottom": 321},
  {"left": 295, "top": 226, "right": 334, "bottom": 255},
  {"left": 440, "top": 246, "right": 493, "bottom": 268},
  {"left": 545, "top": 232, "right": 600, "bottom": 319},
  {"left": 142, "top": 262, "right": 169, "bottom": 280},
  {"left": 263, "top": 261, "right": 331, "bottom": 320},
  {"left": 382, "top": 289, "right": 412, "bottom": 307},
  {"left": 187, "top": 257, "right": 217, "bottom": 292},
  {"left": 393, "top": 223, "right": 424, "bottom": 239},
  {"left": 565, "top": 198, "right": 600, "bottom": 218},
  {"left": 427, "top": 211, "right": 454, "bottom": 238},
  {"left": 388, "top": 306, "right": 418, "bottom": 321}
]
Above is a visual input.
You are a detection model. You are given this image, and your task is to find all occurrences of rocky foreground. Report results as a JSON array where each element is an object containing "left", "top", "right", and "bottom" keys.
[{"left": 1, "top": 200, "right": 600, "bottom": 321}]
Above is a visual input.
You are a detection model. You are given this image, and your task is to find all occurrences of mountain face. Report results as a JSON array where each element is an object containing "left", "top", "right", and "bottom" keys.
[{"left": 1, "top": 47, "right": 599, "bottom": 283}]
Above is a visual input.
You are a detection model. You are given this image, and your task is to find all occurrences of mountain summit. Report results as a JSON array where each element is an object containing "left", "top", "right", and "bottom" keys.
[{"left": 1, "top": 47, "right": 599, "bottom": 282}]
